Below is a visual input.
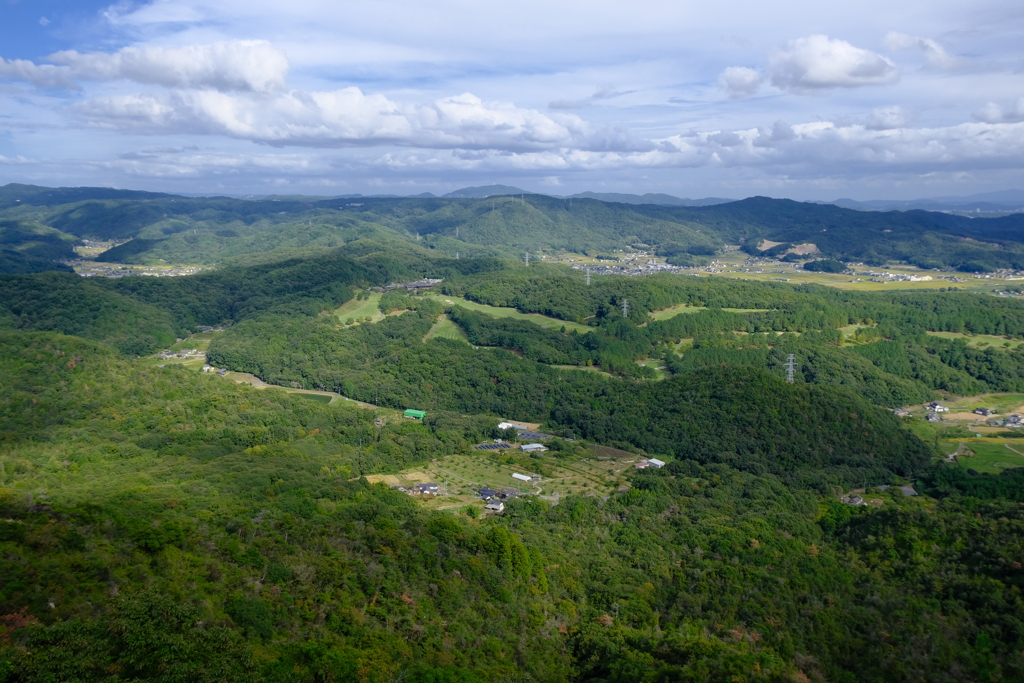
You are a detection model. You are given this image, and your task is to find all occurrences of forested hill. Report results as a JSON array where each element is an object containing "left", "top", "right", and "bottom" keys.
[
  {"left": 1, "top": 329, "right": 1022, "bottom": 681},
  {"left": 0, "top": 245, "right": 505, "bottom": 353},
  {"left": 2, "top": 240, "right": 1024, "bottom": 679},
  {"left": 3, "top": 182, "right": 1024, "bottom": 273}
]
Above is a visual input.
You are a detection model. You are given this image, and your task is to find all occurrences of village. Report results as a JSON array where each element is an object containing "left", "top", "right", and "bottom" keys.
[{"left": 363, "top": 411, "right": 664, "bottom": 514}]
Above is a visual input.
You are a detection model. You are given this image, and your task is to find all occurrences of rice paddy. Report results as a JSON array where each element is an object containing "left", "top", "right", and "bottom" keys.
[{"left": 958, "top": 442, "right": 1024, "bottom": 474}]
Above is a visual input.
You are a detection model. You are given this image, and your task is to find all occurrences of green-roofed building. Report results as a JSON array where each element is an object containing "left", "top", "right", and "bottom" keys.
[{"left": 404, "top": 409, "right": 426, "bottom": 419}]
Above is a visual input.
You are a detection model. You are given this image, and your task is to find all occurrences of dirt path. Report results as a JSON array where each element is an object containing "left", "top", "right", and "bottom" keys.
[{"left": 1005, "top": 443, "right": 1024, "bottom": 457}]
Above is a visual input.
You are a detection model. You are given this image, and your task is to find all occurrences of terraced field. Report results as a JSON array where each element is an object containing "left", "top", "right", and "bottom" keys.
[{"left": 430, "top": 451, "right": 630, "bottom": 498}]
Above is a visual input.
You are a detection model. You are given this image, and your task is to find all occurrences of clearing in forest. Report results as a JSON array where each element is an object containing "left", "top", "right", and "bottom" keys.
[
  {"left": 334, "top": 292, "right": 384, "bottom": 325},
  {"left": 427, "top": 451, "right": 632, "bottom": 499},
  {"left": 649, "top": 304, "right": 772, "bottom": 320},
  {"left": 925, "top": 331, "right": 1023, "bottom": 350},
  {"left": 424, "top": 315, "right": 470, "bottom": 343},
  {"left": 426, "top": 295, "right": 592, "bottom": 333}
]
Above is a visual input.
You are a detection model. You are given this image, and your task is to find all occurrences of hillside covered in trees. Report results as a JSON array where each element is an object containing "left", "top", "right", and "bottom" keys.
[
  {"left": 3, "top": 183, "right": 1024, "bottom": 273},
  {"left": 1, "top": 330, "right": 1023, "bottom": 682},
  {"left": 2, "top": 232, "right": 1024, "bottom": 681}
]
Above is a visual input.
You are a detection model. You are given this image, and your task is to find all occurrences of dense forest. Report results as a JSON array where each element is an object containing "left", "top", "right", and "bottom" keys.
[
  {"left": 2, "top": 224, "right": 1024, "bottom": 681},
  {"left": 1, "top": 330, "right": 1022, "bottom": 681}
]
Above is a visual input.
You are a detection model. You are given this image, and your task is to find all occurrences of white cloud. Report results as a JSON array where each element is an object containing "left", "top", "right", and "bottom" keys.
[
  {"left": 357, "top": 118, "right": 1024, "bottom": 178},
  {"left": 884, "top": 32, "right": 962, "bottom": 70},
  {"left": 0, "top": 41, "right": 289, "bottom": 92},
  {"left": 973, "top": 98, "right": 1024, "bottom": 123},
  {"left": 0, "top": 59, "right": 79, "bottom": 89},
  {"left": 767, "top": 35, "right": 898, "bottom": 92},
  {"left": 73, "top": 88, "right": 647, "bottom": 153},
  {"left": 718, "top": 66, "right": 763, "bottom": 98},
  {"left": 864, "top": 105, "right": 915, "bottom": 130}
]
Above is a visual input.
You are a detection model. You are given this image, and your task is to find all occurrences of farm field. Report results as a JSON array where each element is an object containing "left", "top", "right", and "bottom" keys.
[
  {"left": 334, "top": 292, "right": 384, "bottom": 324},
  {"left": 423, "top": 315, "right": 469, "bottom": 343},
  {"left": 426, "top": 295, "right": 593, "bottom": 333},
  {"left": 426, "top": 450, "right": 635, "bottom": 499},
  {"left": 957, "top": 442, "right": 1024, "bottom": 474},
  {"left": 910, "top": 393, "right": 1024, "bottom": 417}
]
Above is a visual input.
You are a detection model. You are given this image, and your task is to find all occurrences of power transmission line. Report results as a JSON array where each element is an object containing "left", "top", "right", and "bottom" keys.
[{"left": 785, "top": 354, "right": 797, "bottom": 384}]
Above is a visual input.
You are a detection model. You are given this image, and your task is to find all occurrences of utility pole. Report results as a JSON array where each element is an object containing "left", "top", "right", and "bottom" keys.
[
  {"left": 456, "top": 251, "right": 459, "bottom": 260},
  {"left": 621, "top": 298, "right": 629, "bottom": 318},
  {"left": 524, "top": 251, "right": 530, "bottom": 266},
  {"left": 585, "top": 269, "right": 591, "bottom": 286},
  {"left": 785, "top": 354, "right": 797, "bottom": 384},
  {"left": 455, "top": 226, "right": 459, "bottom": 238}
]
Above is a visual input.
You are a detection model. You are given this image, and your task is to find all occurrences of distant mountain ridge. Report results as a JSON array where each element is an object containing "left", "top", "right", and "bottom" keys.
[
  {"left": 826, "top": 189, "right": 1024, "bottom": 214},
  {"left": 567, "top": 191, "right": 733, "bottom": 206},
  {"left": 4, "top": 182, "right": 1024, "bottom": 275}
]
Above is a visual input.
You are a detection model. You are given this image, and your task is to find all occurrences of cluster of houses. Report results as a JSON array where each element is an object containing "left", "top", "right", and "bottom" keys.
[
  {"left": 990, "top": 414, "right": 1024, "bottom": 428},
  {"left": 925, "top": 401, "right": 948, "bottom": 422},
  {"left": 478, "top": 485, "right": 535, "bottom": 512},
  {"left": 202, "top": 365, "right": 228, "bottom": 376},
  {"left": 895, "top": 403, "right": 1024, "bottom": 428}
]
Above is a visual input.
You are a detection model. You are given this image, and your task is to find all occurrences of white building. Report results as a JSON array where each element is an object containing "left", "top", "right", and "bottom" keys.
[
  {"left": 511, "top": 473, "right": 532, "bottom": 482},
  {"left": 519, "top": 443, "right": 547, "bottom": 453}
]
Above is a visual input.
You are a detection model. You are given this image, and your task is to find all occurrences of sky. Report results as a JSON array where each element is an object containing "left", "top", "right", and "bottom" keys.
[{"left": 1, "top": 0, "right": 1023, "bottom": 200}]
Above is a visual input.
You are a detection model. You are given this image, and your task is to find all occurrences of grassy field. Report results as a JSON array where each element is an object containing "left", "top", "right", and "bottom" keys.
[
  {"left": 425, "top": 449, "right": 635, "bottom": 499},
  {"left": 649, "top": 303, "right": 773, "bottom": 320},
  {"left": 925, "top": 331, "right": 1023, "bottom": 349},
  {"left": 649, "top": 304, "right": 705, "bottom": 320},
  {"left": 635, "top": 358, "right": 670, "bottom": 380},
  {"left": 551, "top": 364, "right": 613, "bottom": 377},
  {"left": 423, "top": 315, "right": 470, "bottom": 343},
  {"left": 334, "top": 292, "right": 383, "bottom": 325},
  {"left": 426, "top": 295, "right": 592, "bottom": 333},
  {"left": 290, "top": 392, "right": 333, "bottom": 403},
  {"left": 958, "top": 442, "right": 1024, "bottom": 474}
]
